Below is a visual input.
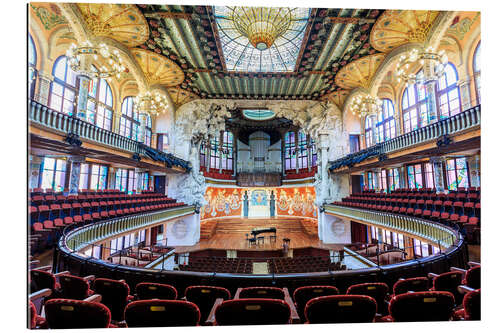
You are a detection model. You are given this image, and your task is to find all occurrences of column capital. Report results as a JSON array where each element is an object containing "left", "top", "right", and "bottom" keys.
[
  {"left": 68, "top": 155, "right": 86, "bottom": 163},
  {"left": 37, "top": 71, "right": 53, "bottom": 82}
]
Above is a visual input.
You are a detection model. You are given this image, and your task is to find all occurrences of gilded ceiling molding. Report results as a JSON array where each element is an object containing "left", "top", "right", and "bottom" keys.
[
  {"left": 55, "top": 3, "right": 92, "bottom": 42},
  {"left": 426, "top": 11, "right": 459, "bottom": 49},
  {"left": 132, "top": 48, "right": 185, "bottom": 87},
  {"left": 320, "top": 90, "right": 351, "bottom": 110},
  {"left": 335, "top": 54, "right": 385, "bottom": 90}
]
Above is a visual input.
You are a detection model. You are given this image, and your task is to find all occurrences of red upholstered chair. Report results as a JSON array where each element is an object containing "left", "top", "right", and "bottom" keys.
[
  {"left": 238, "top": 286, "right": 285, "bottom": 299},
  {"left": 185, "top": 286, "right": 231, "bottom": 323},
  {"left": 454, "top": 289, "right": 480, "bottom": 321},
  {"left": 44, "top": 298, "right": 112, "bottom": 329},
  {"left": 58, "top": 274, "right": 94, "bottom": 300},
  {"left": 346, "top": 282, "right": 389, "bottom": 314},
  {"left": 29, "top": 300, "right": 47, "bottom": 329},
  {"left": 92, "top": 278, "right": 132, "bottom": 321},
  {"left": 392, "top": 277, "right": 429, "bottom": 296},
  {"left": 383, "top": 291, "right": 455, "bottom": 322},
  {"left": 293, "top": 285, "right": 339, "bottom": 322},
  {"left": 304, "top": 295, "right": 377, "bottom": 324},
  {"left": 214, "top": 298, "right": 291, "bottom": 325},
  {"left": 463, "top": 265, "right": 481, "bottom": 290},
  {"left": 124, "top": 300, "right": 200, "bottom": 327},
  {"left": 135, "top": 282, "right": 177, "bottom": 300},
  {"left": 30, "top": 269, "right": 59, "bottom": 294},
  {"left": 429, "top": 271, "right": 464, "bottom": 303}
]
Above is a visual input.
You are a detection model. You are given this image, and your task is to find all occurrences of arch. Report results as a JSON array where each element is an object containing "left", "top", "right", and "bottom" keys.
[
  {"left": 28, "top": 13, "right": 49, "bottom": 73},
  {"left": 426, "top": 11, "right": 460, "bottom": 49},
  {"left": 49, "top": 55, "right": 77, "bottom": 115},
  {"left": 437, "top": 62, "right": 461, "bottom": 118}
]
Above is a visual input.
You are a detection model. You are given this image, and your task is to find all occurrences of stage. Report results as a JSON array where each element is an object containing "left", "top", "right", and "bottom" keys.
[{"left": 174, "top": 217, "right": 345, "bottom": 253}]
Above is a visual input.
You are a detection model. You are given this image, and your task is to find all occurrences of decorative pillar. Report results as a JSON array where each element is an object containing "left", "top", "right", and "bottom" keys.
[
  {"left": 76, "top": 75, "right": 90, "bottom": 120},
  {"left": 369, "top": 114, "right": 378, "bottom": 145},
  {"left": 29, "top": 155, "right": 43, "bottom": 189},
  {"left": 458, "top": 76, "right": 472, "bottom": 111},
  {"left": 135, "top": 168, "right": 145, "bottom": 193},
  {"left": 139, "top": 113, "right": 148, "bottom": 143},
  {"left": 466, "top": 154, "right": 481, "bottom": 187},
  {"left": 423, "top": 60, "right": 439, "bottom": 123},
  {"left": 373, "top": 169, "right": 380, "bottom": 191},
  {"left": 307, "top": 135, "right": 312, "bottom": 172},
  {"left": 318, "top": 131, "right": 330, "bottom": 204},
  {"left": 281, "top": 131, "right": 286, "bottom": 176},
  {"left": 399, "top": 166, "right": 407, "bottom": 189},
  {"left": 393, "top": 111, "right": 402, "bottom": 136},
  {"left": 34, "top": 72, "right": 52, "bottom": 106},
  {"left": 108, "top": 167, "right": 116, "bottom": 190},
  {"left": 67, "top": 155, "right": 86, "bottom": 195},
  {"left": 113, "top": 107, "right": 122, "bottom": 134},
  {"left": 430, "top": 157, "right": 446, "bottom": 193},
  {"left": 232, "top": 130, "right": 237, "bottom": 177},
  {"left": 295, "top": 130, "right": 299, "bottom": 174}
]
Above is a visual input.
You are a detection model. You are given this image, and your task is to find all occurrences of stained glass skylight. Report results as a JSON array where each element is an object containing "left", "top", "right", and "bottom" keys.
[
  {"left": 214, "top": 6, "right": 310, "bottom": 72},
  {"left": 242, "top": 109, "right": 276, "bottom": 121}
]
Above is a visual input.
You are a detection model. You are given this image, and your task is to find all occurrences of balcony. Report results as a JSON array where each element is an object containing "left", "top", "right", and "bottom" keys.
[
  {"left": 29, "top": 99, "right": 189, "bottom": 171},
  {"left": 329, "top": 105, "right": 481, "bottom": 172}
]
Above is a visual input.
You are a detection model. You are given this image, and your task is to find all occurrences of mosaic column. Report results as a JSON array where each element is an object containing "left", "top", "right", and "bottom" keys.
[
  {"left": 318, "top": 131, "right": 330, "bottom": 204},
  {"left": 466, "top": 155, "right": 481, "bottom": 187},
  {"left": 29, "top": 155, "right": 43, "bottom": 189},
  {"left": 34, "top": 72, "right": 52, "bottom": 106},
  {"left": 430, "top": 156, "right": 446, "bottom": 193},
  {"left": 76, "top": 75, "right": 90, "bottom": 120},
  {"left": 67, "top": 155, "right": 86, "bottom": 195},
  {"left": 458, "top": 76, "right": 472, "bottom": 110},
  {"left": 423, "top": 59, "right": 439, "bottom": 123}
]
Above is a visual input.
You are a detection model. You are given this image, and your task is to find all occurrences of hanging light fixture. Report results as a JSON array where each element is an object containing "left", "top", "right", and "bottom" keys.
[
  {"left": 228, "top": 7, "right": 293, "bottom": 50},
  {"left": 134, "top": 91, "right": 169, "bottom": 116},
  {"left": 349, "top": 94, "right": 383, "bottom": 118},
  {"left": 396, "top": 46, "right": 448, "bottom": 85},
  {"left": 66, "top": 41, "right": 126, "bottom": 79}
]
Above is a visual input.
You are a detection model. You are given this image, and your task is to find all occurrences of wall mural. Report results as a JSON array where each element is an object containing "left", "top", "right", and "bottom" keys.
[{"left": 201, "top": 186, "right": 317, "bottom": 220}]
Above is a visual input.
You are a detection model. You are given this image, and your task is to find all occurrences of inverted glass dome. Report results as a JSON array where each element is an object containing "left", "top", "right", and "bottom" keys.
[{"left": 242, "top": 109, "right": 276, "bottom": 121}]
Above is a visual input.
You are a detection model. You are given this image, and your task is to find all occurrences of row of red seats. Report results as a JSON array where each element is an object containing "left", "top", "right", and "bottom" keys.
[
  {"left": 366, "top": 186, "right": 480, "bottom": 194},
  {"left": 30, "top": 192, "right": 168, "bottom": 206},
  {"left": 29, "top": 263, "right": 480, "bottom": 328},
  {"left": 358, "top": 189, "right": 480, "bottom": 203},
  {"left": 30, "top": 188, "right": 123, "bottom": 194}
]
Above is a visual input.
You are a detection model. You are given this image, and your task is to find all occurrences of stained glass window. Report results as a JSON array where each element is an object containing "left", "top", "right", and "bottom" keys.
[
  {"left": 297, "top": 131, "right": 308, "bottom": 169},
  {"left": 213, "top": 7, "right": 310, "bottom": 72},
  {"left": 90, "top": 165, "right": 108, "bottom": 190},
  {"left": 79, "top": 163, "right": 89, "bottom": 190},
  {"left": 387, "top": 168, "right": 400, "bottom": 192},
  {"left": 41, "top": 157, "right": 66, "bottom": 192},
  {"left": 50, "top": 56, "right": 77, "bottom": 115},
  {"left": 285, "top": 131, "right": 296, "bottom": 170},
  {"left": 366, "top": 171, "right": 375, "bottom": 190},
  {"left": 379, "top": 170, "right": 387, "bottom": 192},
  {"left": 115, "top": 168, "right": 128, "bottom": 192},
  {"left": 242, "top": 109, "right": 276, "bottom": 120},
  {"left": 407, "top": 164, "right": 423, "bottom": 189},
  {"left": 402, "top": 71, "right": 429, "bottom": 133},
  {"left": 437, "top": 63, "right": 461, "bottom": 118},
  {"left": 127, "top": 169, "right": 137, "bottom": 194},
  {"left": 220, "top": 131, "right": 233, "bottom": 170},
  {"left": 119, "top": 97, "right": 140, "bottom": 140},
  {"left": 142, "top": 173, "right": 149, "bottom": 191},
  {"left": 28, "top": 34, "right": 37, "bottom": 97},
  {"left": 376, "top": 99, "right": 396, "bottom": 142},
  {"left": 446, "top": 157, "right": 469, "bottom": 190},
  {"left": 86, "top": 78, "right": 113, "bottom": 131},
  {"left": 424, "top": 163, "right": 435, "bottom": 189},
  {"left": 144, "top": 114, "right": 152, "bottom": 146},
  {"left": 473, "top": 42, "right": 481, "bottom": 105},
  {"left": 365, "top": 116, "right": 374, "bottom": 147}
]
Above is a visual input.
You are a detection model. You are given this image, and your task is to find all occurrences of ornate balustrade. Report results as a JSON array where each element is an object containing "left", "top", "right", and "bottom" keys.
[
  {"left": 329, "top": 105, "right": 481, "bottom": 171},
  {"left": 323, "top": 204, "right": 458, "bottom": 249},
  {"left": 29, "top": 99, "right": 189, "bottom": 170},
  {"left": 61, "top": 205, "right": 195, "bottom": 252}
]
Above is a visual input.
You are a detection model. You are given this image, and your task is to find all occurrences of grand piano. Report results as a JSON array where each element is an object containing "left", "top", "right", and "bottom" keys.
[{"left": 251, "top": 227, "right": 277, "bottom": 237}]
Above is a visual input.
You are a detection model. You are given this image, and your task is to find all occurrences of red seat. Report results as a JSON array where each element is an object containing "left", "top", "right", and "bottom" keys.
[
  {"left": 453, "top": 289, "right": 480, "bottom": 321},
  {"left": 304, "top": 295, "right": 377, "bottom": 323},
  {"left": 215, "top": 298, "right": 291, "bottom": 325},
  {"left": 124, "top": 300, "right": 200, "bottom": 327},
  {"left": 463, "top": 265, "right": 480, "bottom": 289},
  {"left": 431, "top": 271, "right": 464, "bottom": 302},
  {"left": 346, "top": 282, "right": 389, "bottom": 314},
  {"left": 293, "top": 285, "right": 339, "bottom": 321},
  {"left": 238, "top": 286, "right": 284, "bottom": 299},
  {"left": 44, "top": 299, "right": 112, "bottom": 329},
  {"left": 383, "top": 291, "right": 455, "bottom": 322},
  {"left": 184, "top": 286, "right": 231, "bottom": 322},
  {"left": 92, "top": 278, "right": 131, "bottom": 322},
  {"left": 30, "top": 269, "right": 57, "bottom": 293},
  {"left": 392, "top": 277, "right": 429, "bottom": 296},
  {"left": 135, "top": 282, "right": 177, "bottom": 300},
  {"left": 58, "top": 274, "right": 93, "bottom": 300}
]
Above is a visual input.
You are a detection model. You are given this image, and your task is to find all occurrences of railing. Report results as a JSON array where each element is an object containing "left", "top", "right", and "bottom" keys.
[
  {"left": 28, "top": 99, "right": 188, "bottom": 169},
  {"left": 323, "top": 204, "right": 457, "bottom": 249},
  {"left": 329, "top": 105, "right": 481, "bottom": 171},
  {"left": 61, "top": 205, "right": 195, "bottom": 252}
]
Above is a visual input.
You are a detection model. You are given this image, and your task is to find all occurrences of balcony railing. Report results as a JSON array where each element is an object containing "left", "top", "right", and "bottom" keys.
[
  {"left": 61, "top": 205, "right": 195, "bottom": 252},
  {"left": 329, "top": 105, "right": 481, "bottom": 171},
  {"left": 29, "top": 99, "right": 189, "bottom": 170},
  {"left": 323, "top": 204, "right": 458, "bottom": 249}
]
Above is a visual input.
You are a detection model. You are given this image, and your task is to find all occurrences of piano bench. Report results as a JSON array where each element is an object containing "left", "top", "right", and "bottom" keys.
[{"left": 257, "top": 236, "right": 265, "bottom": 245}]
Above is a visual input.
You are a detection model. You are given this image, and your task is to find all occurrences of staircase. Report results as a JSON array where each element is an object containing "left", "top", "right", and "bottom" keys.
[
  {"left": 200, "top": 220, "right": 217, "bottom": 240},
  {"left": 300, "top": 219, "right": 318, "bottom": 237},
  {"left": 213, "top": 218, "right": 305, "bottom": 235}
]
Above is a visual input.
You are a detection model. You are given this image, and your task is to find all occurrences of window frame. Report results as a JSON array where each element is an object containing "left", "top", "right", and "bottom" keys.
[
  {"left": 436, "top": 63, "right": 462, "bottom": 119},
  {"left": 86, "top": 76, "right": 114, "bottom": 131},
  {"left": 445, "top": 157, "right": 470, "bottom": 190},
  {"left": 28, "top": 34, "right": 37, "bottom": 98},
  {"left": 473, "top": 42, "right": 481, "bottom": 105},
  {"left": 49, "top": 56, "right": 78, "bottom": 115},
  {"left": 119, "top": 96, "right": 140, "bottom": 140},
  {"left": 375, "top": 99, "right": 396, "bottom": 143},
  {"left": 364, "top": 116, "right": 374, "bottom": 147},
  {"left": 40, "top": 157, "right": 67, "bottom": 191},
  {"left": 401, "top": 70, "right": 429, "bottom": 133}
]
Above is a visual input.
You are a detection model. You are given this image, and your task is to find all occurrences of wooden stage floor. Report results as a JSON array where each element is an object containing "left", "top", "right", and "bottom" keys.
[{"left": 174, "top": 217, "right": 344, "bottom": 253}]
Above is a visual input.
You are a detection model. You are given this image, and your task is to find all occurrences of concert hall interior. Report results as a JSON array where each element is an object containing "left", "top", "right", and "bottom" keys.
[{"left": 27, "top": 1, "right": 482, "bottom": 329}]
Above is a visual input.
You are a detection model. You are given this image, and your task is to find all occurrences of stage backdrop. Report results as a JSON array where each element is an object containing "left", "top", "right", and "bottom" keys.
[{"left": 201, "top": 186, "right": 317, "bottom": 220}]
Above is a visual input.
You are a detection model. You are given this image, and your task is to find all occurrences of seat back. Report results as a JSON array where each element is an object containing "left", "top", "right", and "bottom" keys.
[
  {"left": 44, "top": 299, "right": 111, "bottom": 329},
  {"left": 388, "top": 291, "right": 455, "bottom": 322},
  {"left": 239, "top": 286, "right": 284, "bottom": 299},
  {"left": 293, "top": 285, "right": 339, "bottom": 321},
  {"left": 464, "top": 266, "right": 480, "bottom": 289},
  {"left": 30, "top": 270, "right": 56, "bottom": 293},
  {"left": 135, "top": 282, "right": 177, "bottom": 300},
  {"left": 346, "top": 282, "right": 388, "bottom": 313},
  {"left": 463, "top": 289, "right": 480, "bottom": 320},
  {"left": 93, "top": 278, "right": 130, "bottom": 321},
  {"left": 215, "top": 299, "right": 290, "bottom": 325},
  {"left": 124, "top": 300, "right": 200, "bottom": 327},
  {"left": 185, "top": 286, "right": 231, "bottom": 322},
  {"left": 433, "top": 271, "right": 463, "bottom": 300},
  {"left": 58, "top": 274, "right": 90, "bottom": 300},
  {"left": 304, "top": 295, "right": 377, "bottom": 323},
  {"left": 393, "top": 277, "right": 429, "bottom": 295}
]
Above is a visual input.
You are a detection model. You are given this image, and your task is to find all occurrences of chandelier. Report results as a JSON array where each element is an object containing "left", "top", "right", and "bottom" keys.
[
  {"left": 134, "top": 91, "right": 169, "bottom": 116},
  {"left": 66, "top": 41, "right": 126, "bottom": 79},
  {"left": 229, "top": 7, "right": 293, "bottom": 50},
  {"left": 396, "top": 46, "right": 448, "bottom": 85},
  {"left": 349, "top": 94, "right": 383, "bottom": 118}
]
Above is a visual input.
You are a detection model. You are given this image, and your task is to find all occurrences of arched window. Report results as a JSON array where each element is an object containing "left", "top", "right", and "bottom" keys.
[
  {"left": 375, "top": 99, "right": 396, "bottom": 142},
  {"left": 28, "top": 34, "right": 37, "bottom": 97},
  {"left": 220, "top": 131, "right": 233, "bottom": 170},
  {"left": 402, "top": 71, "right": 429, "bottom": 133},
  {"left": 473, "top": 42, "right": 481, "bottom": 104},
  {"left": 87, "top": 77, "right": 113, "bottom": 130},
  {"left": 437, "top": 63, "right": 461, "bottom": 118},
  {"left": 297, "top": 131, "right": 308, "bottom": 169},
  {"left": 284, "top": 131, "right": 296, "bottom": 171},
  {"left": 144, "top": 114, "right": 152, "bottom": 146},
  {"left": 365, "top": 116, "right": 374, "bottom": 147},
  {"left": 119, "top": 97, "right": 139, "bottom": 140},
  {"left": 50, "top": 56, "right": 77, "bottom": 115}
]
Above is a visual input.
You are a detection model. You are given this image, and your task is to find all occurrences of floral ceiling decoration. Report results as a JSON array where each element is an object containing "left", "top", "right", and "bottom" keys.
[
  {"left": 132, "top": 48, "right": 185, "bottom": 86},
  {"left": 320, "top": 89, "right": 351, "bottom": 109},
  {"left": 167, "top": 86, "right": 200, "bottom": 108},
  {"left": 335, "top": 53, "right": 385, "bottom": 89}
]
